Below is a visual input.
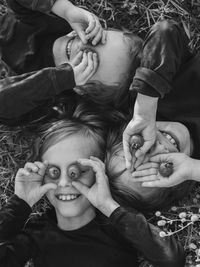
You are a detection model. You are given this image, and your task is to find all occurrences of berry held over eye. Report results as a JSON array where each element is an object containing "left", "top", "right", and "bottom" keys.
[
  {"left": 67, "top": 165, "right": 81, "bottom": 180},
  {"left": 130, "top": 135, "right": 144, "bottom": 152},
  {"left": 159, "top": 162, "right": 173, "bottom": 177}
]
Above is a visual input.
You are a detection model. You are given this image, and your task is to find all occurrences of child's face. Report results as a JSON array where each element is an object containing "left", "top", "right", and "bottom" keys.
[
  {"left": 42, "top": 134, "right": 97, "bottom": 221},
  {"left": 53, "top": 30, "right": 134, "bottom": 86},
  {"left": 108, "top": 121, "right": 192, "bottom": 199}
]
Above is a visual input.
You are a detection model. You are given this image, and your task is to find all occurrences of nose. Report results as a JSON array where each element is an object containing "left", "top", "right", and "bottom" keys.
[{"left": 58, "top": 171, "right": 72, "bottom": 187}]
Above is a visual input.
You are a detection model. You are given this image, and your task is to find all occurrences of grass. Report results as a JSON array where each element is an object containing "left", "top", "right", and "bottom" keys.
[{"left": 1, "top": 0, "right": 200, "bottom": 266}]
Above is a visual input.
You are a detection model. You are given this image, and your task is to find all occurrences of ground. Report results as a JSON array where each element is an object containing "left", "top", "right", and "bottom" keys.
[{"left": 1, "top": 0, "right": 200, "bottom": 266}]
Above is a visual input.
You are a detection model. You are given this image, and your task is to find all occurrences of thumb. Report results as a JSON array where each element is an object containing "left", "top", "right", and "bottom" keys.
[
  {"left": 150, "top": 153, "right": 170, "bottom": 163},
  {"left": 77, "top": 29, "right": 87, "bottom": 44},
  {"left": 135, "top": 141, "right": 153, "bottom": 158},
  {"left": 71, "top": 51, "right": 83, "bottom": 67},
  {"left": 40, "top": 183, "right": 57, "bottom": 196},
  {"left": 72, "top": 181, "right": 90, "bottom": 197}
]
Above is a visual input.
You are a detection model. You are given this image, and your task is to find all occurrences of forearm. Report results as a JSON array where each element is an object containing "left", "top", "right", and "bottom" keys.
[
  {"left": 51, "top": 0, "right": 74, "bottom": 19},
  {"left": 9, "top": 0, "right": 57, "bottom": 14},
  {"left": 134, "top": 93, "right": 158, "bottom": 119},
  {"left": 190, "top": 159, "right": 200, "bottom": 182},
  {"left": 109, "top": 206, "right": 185, "bottom": 267},
  {"left": 0, "top": 64, "right": 75, "bottom": 122}
]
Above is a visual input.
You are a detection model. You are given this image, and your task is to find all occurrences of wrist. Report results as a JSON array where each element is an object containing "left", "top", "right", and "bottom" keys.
[
  {"left": 134, "top": 93, "right": 158, "bottom": 119},
  {"left": 190, "top": 159, "right": 200, "bottom": 182},
  {"left": 99, "top": 199, "right": 120, "bottom": 217},
  {"left": 51, "top": 0, "right": 74, "bottom": 20}
]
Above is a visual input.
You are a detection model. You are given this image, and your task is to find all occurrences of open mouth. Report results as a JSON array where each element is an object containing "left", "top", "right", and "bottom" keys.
[
  {"left": 161, "top": 131, "right": 180, "bottom": 151},
  {"left": 66, "top": 37, "right": 75, "bottom": 59},
  {"left": 55, "top": 194, "right": 81, "bottom": 202}
]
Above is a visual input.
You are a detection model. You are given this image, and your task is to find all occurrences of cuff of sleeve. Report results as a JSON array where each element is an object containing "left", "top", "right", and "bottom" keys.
[
  {"left": 32, "top": 0, "right": 57, "bottom": 13},
  {"left": 109, "top": 206, "right": 138, "bottom": 224},
  {"left": 8, "top": 194, "right": 32, "bottom": 219},
  {"left": 131, "top": 67, "right": 172, "bottom": 98},
  {"left": 50, "top": 63, "right": 76, "bottom": 94}
]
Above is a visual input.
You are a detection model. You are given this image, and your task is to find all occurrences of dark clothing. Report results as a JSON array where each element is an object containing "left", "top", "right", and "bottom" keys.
[
  {"left": 0, "top": 195, "right": 185, "bottom": 267},
  {"left": 0, "top": 1, "right": 200, "bottom": 157},
  {"left": 130, "top": 20, "right": 200, "bottom": 159},
  {"left": 0, "top": 0, "right": 76, "bottom": 125}
]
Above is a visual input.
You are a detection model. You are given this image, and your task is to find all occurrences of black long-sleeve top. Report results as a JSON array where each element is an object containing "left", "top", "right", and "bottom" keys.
[{"left": 0, "top": 195, "right": 185, "bottom": 267}]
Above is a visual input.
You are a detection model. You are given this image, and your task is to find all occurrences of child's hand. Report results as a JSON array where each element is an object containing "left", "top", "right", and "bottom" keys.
[
  {"left": 123, "top": 94, "right": 158, "bottom": 170},
  {"left": 72, "top": 156, "right": 119, "bottom": 217},
  {"left": 67, "top": 6, "right": 106, "bottom": 45},
  {"left": 15, "top": 161, "right": 57, "bottom": 207},
  {"left": 70, "top": 51, "right": 98, "bottom": 86},
  {"left": 123, "top": 115, "right": 156, "bottom": 170},
  {"left": 52, "top": 0, "right": 106, "bottom": 45},
  {"left": 132, "top": 153, "right": 198, "bottom": 187}
]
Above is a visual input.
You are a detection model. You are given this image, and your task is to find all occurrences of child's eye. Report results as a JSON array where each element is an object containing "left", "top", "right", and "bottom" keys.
[
  {"left": 67, "top": 164, "right": 81, "bottom": 180},
  {"left": 46, "top": 166, "right": 60, "bottom": 180}
]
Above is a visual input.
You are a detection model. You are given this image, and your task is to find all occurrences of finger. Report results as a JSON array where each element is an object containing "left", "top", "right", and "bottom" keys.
[
  {"left": 132, "top": 168, "right": 158, "bottom": 178},
  {"left": 150, "top": 154, "right": 170, "bottom": 163},
  {"left": 72, "top": 181, "right": 90, "bottom": 197},
  {"left": 101, "top": 30, "right": 107, "bottom": 44},
  {"left": 91, "top": 27, "right": 103, "bottom": 45},
  {"left": 123, "top": 137, "right": 132, "bottom": 170},
  {"left": 40, "top": 183, "right": 57, "bottom": 196},
  {"left": 81, "top": 52, "right": 94, "bottom": 77},
  {"left": 78, "top": 158, "right": 105, "bottom": 182},
  {"left": 85, "top": 14, "right": 96, "bottom": 34},
  {"left": 71, "top": 51, "right": 83, "bottom": 67},
  {"left": 76, "top": 52, "right": 88, "bottom": 71},
  {"left": 136, "top": 162, "right": 159, "bottom": 171},
  {"left": 24, "top": 162, "right": 38, "bottom": 173},
  {"left": 86, "top": 23, "right": 101, "bottom": 45},
  {"left": 134, "top": 155, "right": 146, "bottom": 169},
  {"left": 142, "top": 179, "right": 168, "bottom": 187},
  {"left": 135, "top": 141, "right": 153, "bottom": 158},
  {"left": 34, "top": 161, "right": 48, "bottom": 177},
  {"left": 17, "top": 168, "right": 30, "bottom": 177},
  {"left": 132, "top": 175, "right": 159, "bottom": 183},
  {"left": 90, "top": 156, "right": 105, "bottom": 170},
  {"left": 77, "top": 30, "right": 87, "bottom": 44}
]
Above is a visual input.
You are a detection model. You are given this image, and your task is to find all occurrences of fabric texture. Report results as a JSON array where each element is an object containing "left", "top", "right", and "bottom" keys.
[{"left": 0, "top": 195, "right": 185, "bottom": 267}]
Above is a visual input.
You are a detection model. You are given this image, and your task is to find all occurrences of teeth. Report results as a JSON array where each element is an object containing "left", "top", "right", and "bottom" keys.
[
  {"left": 57, "top": 194, "right": 78, "bottom": 201},
  {"left": 162, "top": 132, "right": 178, "bottom": 148}
]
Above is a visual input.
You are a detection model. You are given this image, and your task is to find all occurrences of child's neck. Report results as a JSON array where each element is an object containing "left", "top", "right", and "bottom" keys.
[{"left": 56, "top": 207, "right": 96, "bottom": 231}]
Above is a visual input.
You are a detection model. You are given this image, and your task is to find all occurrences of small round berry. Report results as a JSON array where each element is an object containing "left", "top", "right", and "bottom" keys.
[
  {"left": 159, "top": 162, "right": 173, "bottom": 177},
  {"left": 157, "top": 220, "right": 166, "bottom": 227},
  {"left": 130, "top": 135, "right": 144, "bottom": 151},
  {"left": 155, "top": 211, "right": 161, "bottom": 217},
  {"left": 159, "top": 231, "right": 166, "bottom": 237},
  {"left": 191, "top": 214, "right": 199, "bottom": 222},
  {"left": 67, "top": 165, "right": 81, "bottom": 180},
  {"left": 179, "top": 212, "right": 187, "bottom": 219},
  {"left": 171, "top": 206, "right": 177, "bottom": 212}
]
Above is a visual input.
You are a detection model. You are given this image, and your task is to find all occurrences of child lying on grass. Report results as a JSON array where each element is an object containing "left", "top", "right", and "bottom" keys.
[{"left": 0, "top": 105, "right": 185, "bottom": 267}]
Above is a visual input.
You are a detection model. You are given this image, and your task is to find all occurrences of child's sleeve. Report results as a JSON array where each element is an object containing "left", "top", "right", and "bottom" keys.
[
  {"left": 130, "top": 20, "right": 193, "bottom": 98},
  {"left": 0, "top": 63, "right": 76, "bottom": 125},
  {"left": 7, "top": 0, "right": 56, "bottom": 15},
  {"left": 0, "top": 195, "right": 36, "bottom": 267},
  {"left": 109, "top": 206, "right": 185, "bottom": 267}
]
